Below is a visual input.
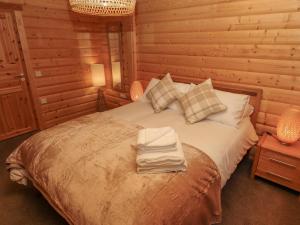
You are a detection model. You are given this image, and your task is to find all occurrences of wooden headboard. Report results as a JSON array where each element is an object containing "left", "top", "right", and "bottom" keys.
[{"left": 140, "top": 75, "right": 263, "bottom": 128}]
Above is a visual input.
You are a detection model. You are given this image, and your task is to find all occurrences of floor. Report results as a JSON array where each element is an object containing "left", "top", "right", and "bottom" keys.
[{"left": 0, "top": 133, "right": 299, "bottom": 225}]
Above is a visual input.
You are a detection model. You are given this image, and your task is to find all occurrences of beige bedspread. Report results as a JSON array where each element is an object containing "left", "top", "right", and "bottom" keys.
[{"left": 6, "top": 113, "right": 221, "bottom": 225}]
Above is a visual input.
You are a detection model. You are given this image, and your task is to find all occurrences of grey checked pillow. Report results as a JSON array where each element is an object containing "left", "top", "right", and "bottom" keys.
[
  {"left": 179, "top": 80, "right": 227, "bottom": 123},
  {"left": 147, "top": 74, "right": 178, "bottom": 113}
]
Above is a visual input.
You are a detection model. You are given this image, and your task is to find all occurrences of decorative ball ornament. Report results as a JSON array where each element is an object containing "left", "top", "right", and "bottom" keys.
[
  {"left": 69, "top": 0, "right": 136, "bottom": 16},
  {"left": 130, "top": 81, "right": 144, "bottom": 101},
  {"left": 276, "top": 108, "right": 300, "bottom": 145}
]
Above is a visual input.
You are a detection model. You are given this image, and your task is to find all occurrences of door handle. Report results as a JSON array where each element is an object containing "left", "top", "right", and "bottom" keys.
[{"left": 15, "top": 73, "right": 26, "bottom": 82}]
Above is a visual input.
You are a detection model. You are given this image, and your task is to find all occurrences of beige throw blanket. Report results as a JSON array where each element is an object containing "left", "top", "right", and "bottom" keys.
[{"left": 6, "top": 113, "right": 222, "bottom": 225}]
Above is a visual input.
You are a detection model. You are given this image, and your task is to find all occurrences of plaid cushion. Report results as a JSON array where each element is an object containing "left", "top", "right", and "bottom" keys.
[
  {"left": 179, "top": 81, "right": 227, "bottom": 123},
  {"left": 147, "top": 74, "right": 178, "bottom": 112}
]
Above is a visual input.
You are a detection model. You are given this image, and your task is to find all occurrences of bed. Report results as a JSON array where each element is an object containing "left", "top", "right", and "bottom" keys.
[
  {"left": 106, "top": 101, "right": 258, "bottom": 188},
  {"left": 6, "top": 78, "right": 262, "bottom": 225}
]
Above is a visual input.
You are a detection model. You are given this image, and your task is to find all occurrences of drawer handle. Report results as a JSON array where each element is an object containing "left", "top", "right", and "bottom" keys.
[
  {"left": 266, "top": 171, "right": 292, "bottom": 182},
  {"left": 269, "top": 158, "right": 296, "bottom": 169}
]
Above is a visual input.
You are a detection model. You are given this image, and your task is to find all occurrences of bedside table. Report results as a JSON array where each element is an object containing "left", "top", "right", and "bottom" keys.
[
  {"left": 251, "top": 133, "right": 300, "bottom": 193},
  {"left": 103, "top": 89, "right": 132, "bottom": 109}
]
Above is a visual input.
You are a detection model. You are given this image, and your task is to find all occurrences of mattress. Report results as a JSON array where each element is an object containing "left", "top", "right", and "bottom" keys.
[{"left": 105, "top": 101, "right": 259, "bottom": 187}]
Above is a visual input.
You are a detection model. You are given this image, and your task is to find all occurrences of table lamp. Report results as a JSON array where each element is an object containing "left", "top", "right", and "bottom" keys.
[
  {"left": 276, "top": 108, "right": 300, "bottom": 145},
  {"left": 91, "top": 64, "right": 106, "bottom": 87},
  {"left": 130, "top": 81, "right": 144, "bottom": 101}
]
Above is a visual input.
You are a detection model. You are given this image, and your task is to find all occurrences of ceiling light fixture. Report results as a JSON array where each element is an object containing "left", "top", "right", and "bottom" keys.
[{"left": 69, "top": 0, "right": 136, "bottom": 16}]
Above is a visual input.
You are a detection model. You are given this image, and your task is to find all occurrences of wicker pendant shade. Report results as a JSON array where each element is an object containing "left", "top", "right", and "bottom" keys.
[{"left": 69, "top": 0, "right": 136, "bottom": 16}]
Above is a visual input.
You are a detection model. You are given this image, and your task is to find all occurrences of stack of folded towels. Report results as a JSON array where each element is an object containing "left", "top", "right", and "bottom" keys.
[{"left": 136, "top": 127, "right": 187, "bottom": 173}]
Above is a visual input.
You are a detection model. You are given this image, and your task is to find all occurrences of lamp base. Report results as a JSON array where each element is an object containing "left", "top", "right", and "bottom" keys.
[
  {"left": 278, "top": 141, "right": 292, "bottom": 146},
  {"left": 266, "top": 132, "right": 294, "bottom": 146}
]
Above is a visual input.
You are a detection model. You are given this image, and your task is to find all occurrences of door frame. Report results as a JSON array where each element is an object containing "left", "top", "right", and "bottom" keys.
[
  {"left": 0, "top": 4, "right": 44, "bottom": 134},
  {"left": 0, "top": 8, "right": 40, "bottom": 141}
]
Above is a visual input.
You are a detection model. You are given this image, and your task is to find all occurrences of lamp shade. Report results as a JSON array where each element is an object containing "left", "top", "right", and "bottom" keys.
[
  {"left": 91, "top": 64, "right": 106, "bottom": 87},
  {"left": 130, "top": 81, "right": 144, "bottom": 101},
  {"left": 69, "top": 0, "right": 136, "bottom": 16},
  {"left": 277, "top": 108, "right": 300, "bottom": 144}
]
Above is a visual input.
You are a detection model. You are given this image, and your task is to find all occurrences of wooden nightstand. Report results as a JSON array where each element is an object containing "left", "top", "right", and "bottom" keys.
[
  {"left": 103, "top": 89, "right": 131, "bottom": 110},
  {"left": 251, "top": 133, "right": 300, "bottom": 193}
]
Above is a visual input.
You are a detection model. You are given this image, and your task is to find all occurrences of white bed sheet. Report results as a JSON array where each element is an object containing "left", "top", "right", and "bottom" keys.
[{"left": 104, "top": 101, "right": 258, "bottom": 187}]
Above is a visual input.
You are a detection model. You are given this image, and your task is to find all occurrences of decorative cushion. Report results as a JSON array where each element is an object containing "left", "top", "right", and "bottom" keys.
[
  {"left": 146, "top": 74, "right": 178, "bottom": 113},
  {"left": 179, "top": 79, "right": 227, "bottom": 123},
  {"left": 168, "top": 82, "right": 193, "bottom": 114},
  {"left": 138, "top": 78, "right": 160, "bottom": 103}
]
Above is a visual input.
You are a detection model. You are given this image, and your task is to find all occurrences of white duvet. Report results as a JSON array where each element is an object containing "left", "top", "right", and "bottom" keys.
[{"left": 104, "top": 101, "right": 258, "bottom": 187}]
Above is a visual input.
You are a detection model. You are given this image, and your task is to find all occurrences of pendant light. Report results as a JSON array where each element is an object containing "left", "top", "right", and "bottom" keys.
[{"left": 69, "top": 0, "right": 136, "bottom": 16}]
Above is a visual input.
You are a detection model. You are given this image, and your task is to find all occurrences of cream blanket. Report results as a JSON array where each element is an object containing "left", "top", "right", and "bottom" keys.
[{"left": 6, "top": 113, "right": 221, "bottom": 225}]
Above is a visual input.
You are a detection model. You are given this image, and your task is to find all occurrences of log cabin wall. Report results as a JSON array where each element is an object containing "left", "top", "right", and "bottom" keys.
[
  {"left": 135, "top": 0, "right": 300, "bottom": 134},
  {"left": 21, "top": 0, "right": 112, "bottom": 128}
]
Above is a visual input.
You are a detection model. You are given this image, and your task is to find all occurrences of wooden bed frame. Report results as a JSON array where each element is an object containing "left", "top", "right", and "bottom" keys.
[{"left": 140, "top": 75, "right": 263, "bottom": 128}]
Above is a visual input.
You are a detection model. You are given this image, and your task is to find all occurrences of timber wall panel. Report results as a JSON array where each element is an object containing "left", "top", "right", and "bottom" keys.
[
  {"left": 136, "top": 0, "right": 300, "bottom": 133},
  {"left": 22, "top": 0, "right": 112, "bottom": 128}
]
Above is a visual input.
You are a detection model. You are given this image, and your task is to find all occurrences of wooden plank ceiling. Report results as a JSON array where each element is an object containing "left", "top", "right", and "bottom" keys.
[{"left": 135, "top": 0, "right": 300, "bottom": 134}]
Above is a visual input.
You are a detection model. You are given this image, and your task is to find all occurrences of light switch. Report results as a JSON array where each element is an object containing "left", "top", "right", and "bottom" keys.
[
  {"left": 35, "top": 71, "right": 43, "bottom": 77},
  {"left": 40, "top": 98, "right": 48, "bottom": 104}
]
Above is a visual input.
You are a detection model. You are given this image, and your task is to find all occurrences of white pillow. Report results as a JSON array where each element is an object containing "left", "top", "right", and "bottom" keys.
[
  {"left": 168, "top": 82, "right": 192, "bottom": 114},
  {"left": 138, "top": 78, "right": 160, "bottom": 103},
  {"left": 207, "top": 89, "right": 250, "bottom": 127},
  {"left": 189, "top": 78, "right": 212, "bottom": 89},
  {"left": 242, "top": 104, "right": 254, "bottom": 119}
]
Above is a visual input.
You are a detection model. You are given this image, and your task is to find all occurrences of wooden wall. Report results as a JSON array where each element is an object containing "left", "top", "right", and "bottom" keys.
[
  {"left": 21, "top": 0, "right": 112, "bottom": 128},
  {"left": 135, "top": 0, "right": 300, "bottom": 134}
]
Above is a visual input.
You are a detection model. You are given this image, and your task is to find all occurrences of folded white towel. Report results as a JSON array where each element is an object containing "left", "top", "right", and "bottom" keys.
[
  {"left": 137, "top": 146, "right": 177, "bottom": 155},
  {"left": 136, "top": 135, "right": 186, "bottom": 168},
  {"left": 137, "top": 127, "right": 177, "bottom": 151},
  {"left": 137, "top": 161, "right": 187, "bottom": 174}
]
